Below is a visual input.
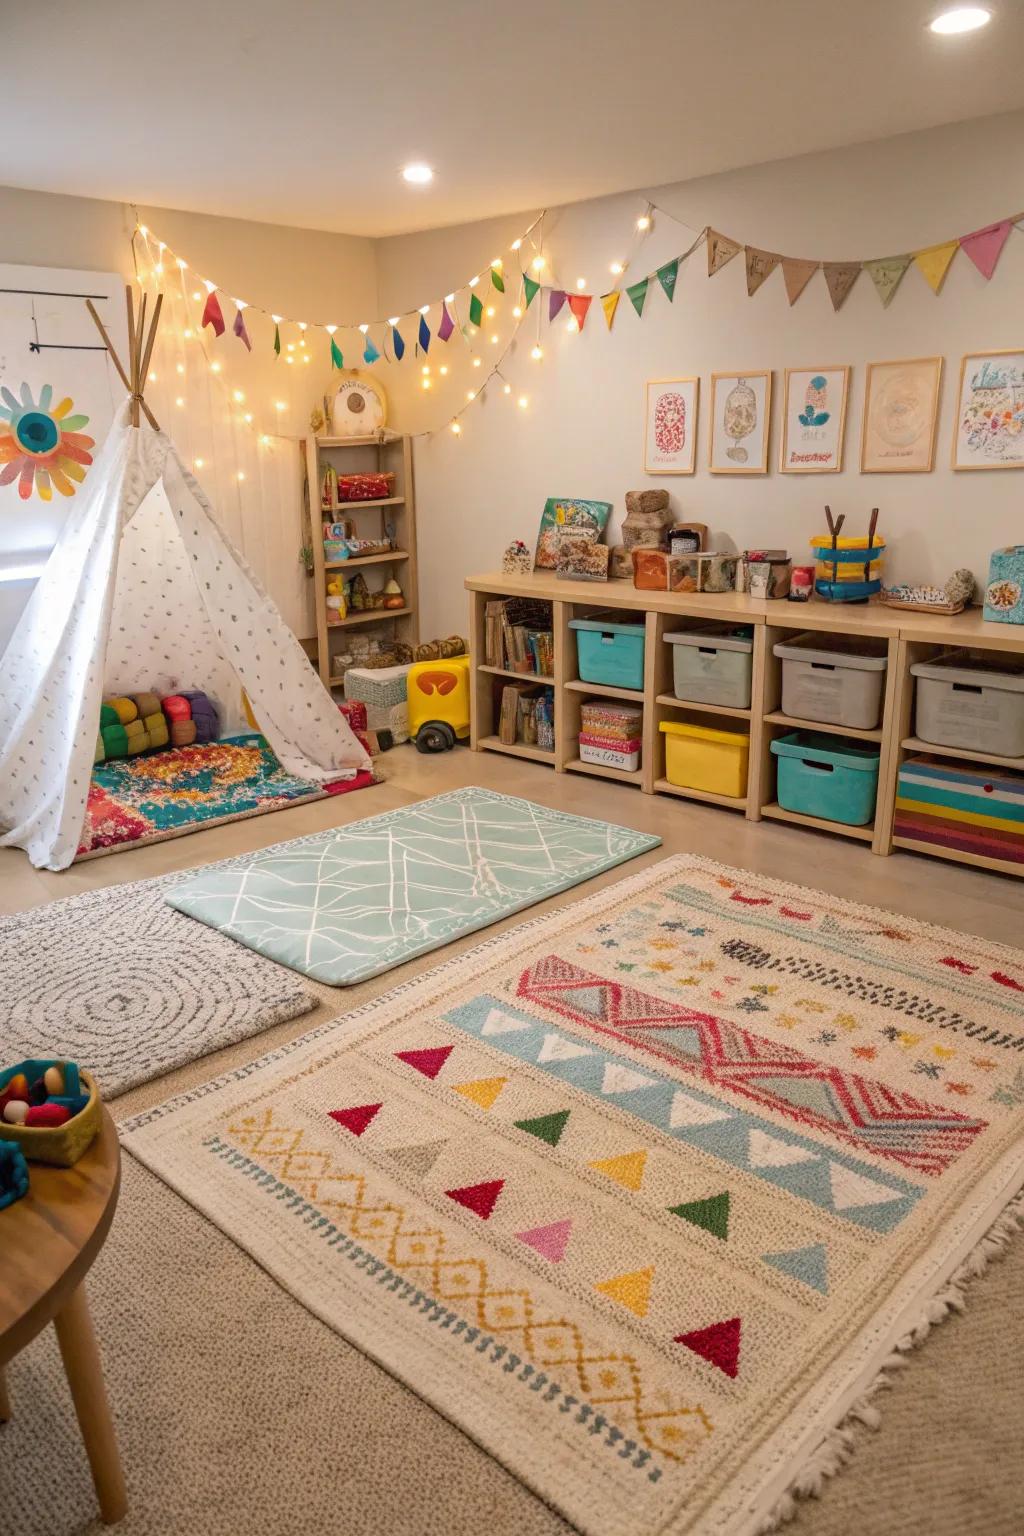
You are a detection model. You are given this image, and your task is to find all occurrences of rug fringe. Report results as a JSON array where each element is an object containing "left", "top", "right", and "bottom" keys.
[{"left": 755, "top": 1184, "right": 1024, "bottom": 1533}]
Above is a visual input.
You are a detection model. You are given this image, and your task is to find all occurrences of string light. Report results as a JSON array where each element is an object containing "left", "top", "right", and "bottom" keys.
[
  {"left": 387, "top": 316, "right": 400, "bottom": 326},
  {"left": 450, "top": 420, "right": 461, "bottom": 434},
  {"left": 468, "top": 276, "right": 479, "bottom": 287},
  {"left": 486, "top": 305, "right": 495, "bottom": 317},
  {"left": 183, "top": 328, "right": 193, "bottom": 339},
  {"left": 532, "top": 256, "right": 545, "bottom": 271},
  {"left": 233, "top": 389, "right": 245, "bottom": 402},
  {"left": 503, "top": 383, "right": 512, "bottom": 395},
  {"left": 421, "top": 364, "right": 430, "bottom": 375},
  {"left": 191, "top": 290, "right": 201, "bottom": 301},
  {"left": 445, "top": 292, "right": 455, "bottom": 303},
  {"left": 175, "top": 396, "right": 185, "bottom": 407},
  {"left": 576, "top": 277, "right": 587, "bottom": 290},
  {"left": 358, "top": 323, "right": 369, "bottom": 334},
  {"left": 421, "top": 377, "right": 431, "bottom": 390},
  {"left": 271, "top": 314, "right": 282, "bottom": 324},
  {"left": 490, "top": 258, "right": 502, "bottom": 268},
  {"left": 274, "top": 401, "right": 286, "bottom": 411},
  {"left": 203, "top": 280, "right": 216, "bottom": 294},
  {"left": 139, "top": 225, "right": 149, "bottom": 237},
  {"left": 419, "top": 304, "right": 430, "bottom": 314},
  {"left": 176, "top": 363, "right": 185, "bottom": 375},
  {"left": 472, "top": 357, "right": 482, "bottom": 368},
  {"left": 512, "top": 305, "right": 522, "bottom": 318},
  {"left": 176, "top": 257, "right": 187, "bottom": 271},
  {"left": 237, "top": 470, "right": 245, "bottom": 481},
  {"left": 243, "top": 412, "right": 253, "bottom": 423},
  {"left": 531, "top": 344, "right": 543, "bottom": 361},
  {"left": 297, "top": 321, "right": 307, "bottom": 331},
  {"left": 194, "top": 457, "right": 204, "bottom": 469},
  {"left": 511, "top": 239, "right": 522, "bottom": 250},
  {"left": 518, "top": 395, "right": 528, "bottom": 409},
  {"left": 439, "top": 364, "right": 448, "bottom": 375},
  {"left": 610, "top": 261, "right": 624, "bottom": 275},
  {"left": 148, "top": 371, "right": 158, "bottom": 382},
  {"left": 566, "top": 317, "right": 578, "bottom": 331},
  {"left": 326, "top": 324, "right": 337, "bottom": 334},
  {"left": 259, "top": 434, "right": 271, "bottom": 446},
  {"left": 636, "top": 214, "right": 651, "bottom": 231},
  {"left": 466, "top": 389, "right": 476, "bottom": 401},
  {"left": 235, "top": 299, "right": 248, "bottom": 311},
  {"left": 490, "top": 333, "right": 499, "bottom": 344},
  {"left": 211, "top": 362, "right": 222, "bottom": 373}
]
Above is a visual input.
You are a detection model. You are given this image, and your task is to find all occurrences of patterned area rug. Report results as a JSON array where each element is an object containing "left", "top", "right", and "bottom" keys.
[
  {"left": 1, "top": 877, "right": 314, "bottom": 1098},
  {"left": 123, "top": 856, "right": 1024, "bottom": 1536},
  {"left": 77, "top": 732, "right": 378, "bottom": 861},
  {"left": 165, "top": 786, "right": 661, "bottom": 984}
]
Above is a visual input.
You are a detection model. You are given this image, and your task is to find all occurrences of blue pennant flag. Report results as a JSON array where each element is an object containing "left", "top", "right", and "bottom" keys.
[
  {"left": 418, "top": 313, "right": 431, "bottom": 352},
  {"left": 363, "top": 335, "right": 381, "bottom": 364},
  {"left": 392, "top": 326, "right": 405, "bottom": 361}
]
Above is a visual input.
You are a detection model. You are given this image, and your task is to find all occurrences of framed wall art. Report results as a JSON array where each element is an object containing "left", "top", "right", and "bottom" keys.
[
  {"left": 708, "top": 371, "right": 771, "bottom": 474},
  {"left": 643, "top": 377, "right": 699, "bottom": 475},
  {"left": 860, "top": 356, "right": 943, "bottom": 474},
  {"left": 952, "top": 349, "right": 1024, "bottom": 471},
  {"left": 779, "top": 366, "right": 850, "bottom": 473}
]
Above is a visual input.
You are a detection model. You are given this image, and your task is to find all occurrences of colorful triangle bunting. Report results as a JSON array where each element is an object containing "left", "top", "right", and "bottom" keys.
[
  {"left": 707, "top": 229, "right": 742, "bottom": 276},
  {"left": 601, "top": 290, "right": 620, "bottom": 329},
  {"left": 523, "top": 274, "right": 540, "bottom": 309},
  {"left": 668, "top": 1191, "right": 730, "bottom": 1241},
  {"left": 960, "top": 219, "right": 1012, "bottom": 280},
  {"left": 468, "top": 293, "right": 483, "bottom": 327},
  {"left": 514, "top": 1108, "right": 571, "bottom": 1147},
  {"left": 330, "top": 337, "right": 344, "bottom": 369},
  {"left": 673, "top": 1317, "right": 741, "bottom": 1378},
  {"left": 549, "top": 289, "right": 567, "bottom": 321},
  {"left": 394, "top": 1044, "right": 454, "bottom": 1080},
  {"left": 363, "top": 335, "right": 381, "bottom": 364},
  {"left": 233, "top": 307, "right": 252, "bottom": 351},
  {"left": 864, "top": 255, "right": 911, "bottom": 308},
  {"left": 589, "top": 1148, "right": 647, "bottom": 1192},
  {"left": 273, "top": 323, "right": 281, "bottom": 356},
  {"left": 626, "top": 277, "right": 648, "bottom": 317},
  {"left": 745, "top": 247, "right": 779, "bottom": 297},
  {"left": 914, "top": 239, "right": 959, "bottom": 295},
  {"left": 328, "top": 1102, "right": 382, "bottom": 1137},
  {"left": 438, "top": 302, "right": 454, "bottom": 341},
  {"left": 201, "top": 289, "right": 225, "bottom": 336},
  {"left": 657, "top": 258, "right": 679, "bottom": 301},
  {"left": 418, "top": 314, "right": 431, "bottom": 352},
  {"left": 822, "top": 261, "right": 860, "bottom": 311},
  {"left": 568, "top": 293, "right": 592, "bottom": 330},
  {"left": 391, "top": 326, "right": 405, "bottom": 361},
  {"left": 595, "top": 1265, "right": 654, "bottom": 1317},
  {"left": 781, "top": 257, "right": 818, "bottom": 306},
  {"left": 491, "top": 267, "right": 505, "bottom": 293},
  {"left": 452, "top": 1076, "right": 507, "bottom": 1110},
  {"left": 516, "top": 1218, "right": 572, "bottom": 1263},
  {"left": 445, "top": 1178, "right": 504, "bottom": 1220}
]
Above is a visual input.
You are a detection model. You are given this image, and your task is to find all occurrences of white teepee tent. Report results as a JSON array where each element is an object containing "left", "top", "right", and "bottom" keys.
[{"left": 0, "top": 288, "right": 370, "bottom": 870}]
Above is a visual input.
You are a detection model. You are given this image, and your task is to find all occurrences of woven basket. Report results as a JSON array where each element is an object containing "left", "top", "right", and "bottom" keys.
[{"left": 0, "top": 1066, "right": 101, "bottom": 1167}]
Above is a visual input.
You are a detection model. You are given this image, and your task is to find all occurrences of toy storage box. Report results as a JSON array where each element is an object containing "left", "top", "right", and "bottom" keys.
[
  {"left": 910, "top": 651, "right": 1024, "bottom": 758},
  {"left": 773, "top": 632, "right": 888, "bottom": 730},
  {"left": 570, "top": 616, "right": 646, "bottom": 691},
  {"left": 344, "top": 663, "right": 411, "bottom": 743},
  {"left": 665, "top": 625, "right": 754, "bottom": 709},
  {"left": 771, "top": 733, "right": 880, "bottom": 826},
  {"left": 579, "top": 734, "right": 642, "bottom": 772},
  {"left": 895, "top": 754, "right": 1024, "bottom": 864},
  {"left": 660, "top": 721, "right": 748, "bottom": 798}
]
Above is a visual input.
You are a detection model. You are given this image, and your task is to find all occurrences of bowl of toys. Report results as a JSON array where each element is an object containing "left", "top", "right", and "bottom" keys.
[{"left": 0, "top": 1060, "right": 100, "bottom": 1167}]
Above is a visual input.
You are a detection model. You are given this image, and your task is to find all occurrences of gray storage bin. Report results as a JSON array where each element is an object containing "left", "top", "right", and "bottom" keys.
[
  {"left": 773, "top": 632, "right": 888, "bottom": 730},
  {"left": 911, "top": 650, "right": 1024, "bottom": 757},
  {"left": 665, "top": 624, "right": 754, "bottom": 709}
]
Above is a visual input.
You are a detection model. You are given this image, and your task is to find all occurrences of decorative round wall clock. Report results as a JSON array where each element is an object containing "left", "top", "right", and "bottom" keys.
[{"left": 330, "top": 370, "right": 387, "bottom": 437}]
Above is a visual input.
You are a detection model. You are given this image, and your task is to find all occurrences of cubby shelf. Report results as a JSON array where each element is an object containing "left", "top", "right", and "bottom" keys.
[
  {"left": 325, "top": 550, "right": 410, "bottom": 571},
  {"left": 478, "top": 664, "right": 555, "bottom": 684},
  {"left": 478, "top": 735, "right": 555, "bottom": 763},
  {"left": 466, "top": 570, "right": 1024, "bottom": 878}
]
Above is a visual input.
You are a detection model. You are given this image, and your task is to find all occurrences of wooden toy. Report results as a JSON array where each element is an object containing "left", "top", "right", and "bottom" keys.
[
  {"left": 407, "top": 655, "right": 472, "bottom": 752},
  {"left": 0, "top": 1059, "right": 100, "bottom": 1166}
]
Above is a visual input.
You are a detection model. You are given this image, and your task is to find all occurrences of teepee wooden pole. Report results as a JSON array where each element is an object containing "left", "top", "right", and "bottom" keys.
[
  {"left": 126, "top": 287, "right": 140, "bottom": 427},
  {"left": 138, "top": 293, "right": 163, "bottom": 392},
  {"left": 86, "top": 285, "right": 161, "bottom": 431}
]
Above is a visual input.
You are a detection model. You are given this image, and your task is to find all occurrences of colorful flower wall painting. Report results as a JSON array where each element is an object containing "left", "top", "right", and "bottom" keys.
[
  {"left": 708, "top": 371, "right": 771, "bottom": 474},
  {"left": 643, "top": 377, "right": 699, "bottom": 475},
  {"left": 953, "top": 350, "right": 1024, "bottom": 471},
  {"left": 0, "top": 382, "right": 95, "bottom": 500},
  {"left": 779, "top": 366, "right": 850, "bottom": 474},
  {"left": 861, "top": 357, "right": 943, "bottom": 474}
]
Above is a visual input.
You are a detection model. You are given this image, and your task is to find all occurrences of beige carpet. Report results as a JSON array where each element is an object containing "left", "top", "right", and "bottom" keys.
[{"left": 2, "top": 753, "right": 1024, "bottom": 1533}]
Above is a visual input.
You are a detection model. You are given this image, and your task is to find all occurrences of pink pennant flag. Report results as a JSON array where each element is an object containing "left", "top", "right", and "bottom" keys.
[
  {"left": 233, "top": 307, "right": 252, "bottom": 351},
  {"left": 568, "top": 293, "right": 592, "bottom": 331},
  {"left": 201, "top": 289, "right": 225, "bottom": 336},
  {"left": 438, "top": 303, "right": 454, "bottom": 342},
  {"left": 960, "top": 219, "right": 1012, "bottom": 281},
  {"left": 549, "top": 289, "right": 566, "bottom": 321}
]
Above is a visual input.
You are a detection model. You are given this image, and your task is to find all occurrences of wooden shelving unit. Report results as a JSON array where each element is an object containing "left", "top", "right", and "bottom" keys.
[
  {"left": 465, "top": 568, "right": 1024, "bottom": 879},
  {"left": 303, "top": 430, "right": 418, "bottom": 689}
]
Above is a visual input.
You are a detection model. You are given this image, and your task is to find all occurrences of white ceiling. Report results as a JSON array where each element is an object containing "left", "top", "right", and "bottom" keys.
[{"left": 2, "top": 1, "right": 1022, "bottom": 237}]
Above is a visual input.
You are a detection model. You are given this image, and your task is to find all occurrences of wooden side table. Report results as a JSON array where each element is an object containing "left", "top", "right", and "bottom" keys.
[{"left": 0, "top": 1107, "right": 126, "bottom": 1523}]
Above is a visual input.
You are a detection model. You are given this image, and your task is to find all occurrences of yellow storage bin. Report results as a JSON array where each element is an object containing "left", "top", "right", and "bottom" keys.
[{"left": 660, "top": 720, "right": 749, "bottom": 797}]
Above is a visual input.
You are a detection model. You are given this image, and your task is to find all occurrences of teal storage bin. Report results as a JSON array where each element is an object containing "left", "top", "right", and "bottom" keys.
[
  {"left": 570, "top": 615, "right": 646, "bottom": 691},
  {"left": 771, "top": 732, "right": 880, "bottom": 826}
]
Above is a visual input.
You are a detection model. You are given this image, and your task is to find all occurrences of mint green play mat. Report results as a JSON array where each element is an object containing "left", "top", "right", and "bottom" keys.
[{"left": 165, "top": 786, "right": 660, "bottom": 984}]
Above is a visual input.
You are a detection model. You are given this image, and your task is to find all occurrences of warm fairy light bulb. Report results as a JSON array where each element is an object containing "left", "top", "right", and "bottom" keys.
[
  {"left": 275, "top": 400, "right": 286, "bottom": 411},
  {"left": 576, "top": 277, "right": 587, "bottom": 290},
  {"left": 439, "top": 364, "right": 448, "bottom": 375},
  {"left": 326, "top": 324, "right": 337, "bottom": 334},
  {"left": 512, "top": 305, "right": 522, "bottom": 318},
  {"left": 191, "top": 290, "right": 201, "bottom": 301},
  {"left": 302, "top": 354, "right": 310, "bottom": 363},
  {"left": 490, "top": 258, "right": 502, "bottom": 268},
  {"left": 929, "top": 7, "right": 991, "bottom": 33},
  {"left": 468, "top": 275, "right": 479, "bottom": 287},
  {"left": 419, "top": 304, "right": 430, "bottom": 314},
  {"left": 298, "top": 321, "right": 307, "bottom": 331},
  {"left": 421, "top": 377, "right": 431, "bottom": 390},
  {"left": 235, "top": 299, "right": 248, "bottom": 310},
  {"left": 243, "top": 412, "right": 253, "bottom": 423},
  {"left": 532, "top": 256, "right": 545, "bottom": 271},
  {"left": 237, "top": 471, "right": 245, "bottom": 481},
  {"left": 518, "top": 395, "right": 529, "bottom": 409},
  {"left": 511, "top": 238, "right": 522, "bottom": 251},
  {"left": 139, "top": 224, "right": 149, "bottom": 237},
  {"left": 445, "top": 292, "right": 455, "bottom": 303},
  {"left": 358, "top": 323, "right": 369, "bottom": 334},
  {"left": 566, "top": 317, "right": 578, "bottom": 331},
  {"left": 154, "top": 264, "right": 164, "bottom": 277},
  {"left": 466, "top": 389, "right": 476, "bottom": 401},
  {"left": 175, "top": 397, "right": 184, "bottom": 407},
  {"left": 636, "top": 214, "right": 651, "bottom": 231},
  {"left": 176, "top": 257, "right": 187, "bottom": 270},
  {"left": 472, "top": 357, "right": 482, "bottom": 368},
  {"left": 490, "top": 333, "right": 499, "bottom": 344},
  {"left": 176, "top": 363, "right": 185, "bottom": 374},
  {"left": 233, "top": 389, "right": 244, "bottom": 402},
  {"left": 531, "top": 344, "right": 543, "bottom": 361},
  {"left": 194, "top": 457, "right": 204, "bottom": 468},
  {"left": 503, "top": 383, "right": 512, "bottom": 395},
  {"left": 451, "top": 420, "right": 461, "bottom": 434},
  {"left": 299, "top": 338, "right": 306, "bottom": 348},
  {"left": 421, "top": 364, "right": 430, "bottom": 375},
  {"left": 211, "top": 362, "right": 222, "bottom": 372},
  {"left": 148, "top": 371, "right": 158, "bottom": 381},
  {"left": 610, "top": 261, "right": 624, "bottom": 275},
  {"left": 271, "top": 314, "right": 282, "bottom": 324},
  {"left": 486, "top": 305, "right": 495, "bottom": 317},
  {"left": 286, "top": 356, "right": 294, "bottom": 365},
  {"left": 204, "top": 280, "right": 216, "bottom": 294},
  {"left": 260, "top": 434, "right": 271, "bottom": 446},
  {"left": 183, "top": 328, "right": 193, "bottom": 340},
  {"left": 387, "top": 316, "right": 400, "bottom": 326},
  {"left": 286, "top": 343, "right": 295, "bottom": 352}
]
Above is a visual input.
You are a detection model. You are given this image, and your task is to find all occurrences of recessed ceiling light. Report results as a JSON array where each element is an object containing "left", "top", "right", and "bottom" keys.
[
  {"left": 929, "top": 7, "right": 991, "bottom": 33},
  {"left": 402, "top": 163, "right": 434, "bottom": 185}
]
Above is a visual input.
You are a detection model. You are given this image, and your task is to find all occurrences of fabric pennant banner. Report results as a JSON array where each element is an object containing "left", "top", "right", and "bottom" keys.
[
  {"left": 864, "top": 255, "right": 911, "bottom": 308},
  {"left": 549, "top": 289, "right": 567, "bottom": 320},
  {"left": 707, "top": 228, "right": 742, "bottom": 276},
  {"left": 745, "top": 247, "right": 780, "bottom": 297},
  {"left": 363, "top": 335, "right": 381, "bottom": 365},
  {"left": 491, "top": 267, "right": 505, "bottom": 293},
  {"left": 438, "top": 303, "right": 454, "bottom": 342},
  {"left": 626, "top": 277, "right": 648, "bottom": 317},
  {"left": 418, "top": 314, "right": 430, "bottom": 352},
  {"left": 568, "top": 293, "right": 592, "bottom": 331},
  {"left": 232, "top": 307, "right": 251, "bottom": 351},
  {"left": 201, "top": 290, "right": 225, "bottom": 336},
  {"left": 822, "top": 261, "right": 860, "bottom": 311},
  {"left": 601, "top": 290, "right": 621, "bottom": 329},
  {"left": 656, "top": 259, "right": 679, "bottom": 301},
  {"left": 914, "top": 240, "right": 959, "bottom": 295},
  {"left": 391, "top": 326, "right": 405, "bottom": 361},
  {"left": 273, "top": 323, "right": 281, "bottom": 357},
  {"left": 330, "top": 337, "right": 344, "bottom": 369},
  {"left": 523, "top": 274, "right": 540, "bottom": 309},
  {"left": 468, "top": 293, "right": 483, "bottom": 327},
  {"left": 781, "top": 257, "right": 818, "bottom": 306},
  {"left": 959, "top": 220, "right": 1011, "bottom": 280}
]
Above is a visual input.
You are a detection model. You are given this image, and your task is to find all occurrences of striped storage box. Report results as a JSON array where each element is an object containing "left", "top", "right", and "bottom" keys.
[{"left": 894, "top": 754, "right": 1024, "bottom": 865}]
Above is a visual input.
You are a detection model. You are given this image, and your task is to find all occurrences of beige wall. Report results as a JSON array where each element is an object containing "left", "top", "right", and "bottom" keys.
[{"left": 375, "top": 112, "right": 1024, "bottom": 637}]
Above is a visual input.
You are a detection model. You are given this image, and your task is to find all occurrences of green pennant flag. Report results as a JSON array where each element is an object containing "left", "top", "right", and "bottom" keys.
[
  {"left": 273, "top": 323, "right": 281, "bottom": 356},
  {"left": 491, "top": 267, "right": 505, "bottom": 293},
  {"left": 657, "top": 259, "right": 679, "bottom": 301},
  {"left": 523, "top": 274, "right": 540, "bottom": 308},
  {"left": 627, "top": 277, "right": 649, "bottom": 317},
  {"left": 330, "top": 337, "right": 344, "bottom": 369},
  {"left": 468, "top": 293, "right": 483, "bottom": 327}
]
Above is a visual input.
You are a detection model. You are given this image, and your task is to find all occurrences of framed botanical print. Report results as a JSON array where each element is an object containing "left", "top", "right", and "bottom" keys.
[
  {"left": 644, "top": 377, "right": 699, "bottom": 475},
  {"left": 779, "top": 367, "right": 850, "bottom": 473},
  {"left": 861, "top": 357, "right": 943, "bottom": 473},
  {"left": 708, "top": 371, "right": 771, "bottom": 474},
  {"left": 953, "top": 350, "right": 1024, "bottom": 471}
]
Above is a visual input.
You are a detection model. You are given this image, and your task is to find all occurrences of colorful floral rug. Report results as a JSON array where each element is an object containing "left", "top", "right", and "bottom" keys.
[
  {"left": 77, "top": 733, "right": 378, "bottom": 860},
  {"left": 122, "top": 856, "right": 1024, "bottom": 1536}
]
